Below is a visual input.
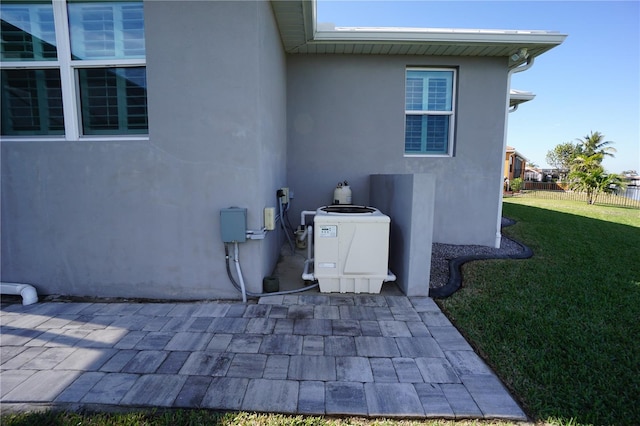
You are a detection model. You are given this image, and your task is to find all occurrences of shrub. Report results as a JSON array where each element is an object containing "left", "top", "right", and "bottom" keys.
[{"left": 511, "top": 177, "right": 524, "bottom": 192}]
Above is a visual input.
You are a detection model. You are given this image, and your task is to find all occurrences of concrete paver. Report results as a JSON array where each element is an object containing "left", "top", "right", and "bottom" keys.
[
  {"left": 0, "top": 370, "right": 36, "bottom": 398},
  {"left": 242, "top": 379, "right": 298, "bottom": 413},
  {"left": 355, "top": 336, "right": 401, "bottom": 357},
  {"left": 392, "top": 357, "right": 423, "bottom": 383},
  {"left": 200, "top": 377, "right": 248, "bottom": 410},
  {"left": 99, "top": 350, "right": 137, "bottom": 373},
  {"left": 3, "top": 370, "right": 80, "bottom": 402},
  {"left": 55, "top": 371, "right": 105, "bottom": 403},
  {"left": 365, "top": 382, "right": 425, "bottom": 417},
  {"left": 120, "top": 374, "right": 187, "bottom": 406},
  {"left": 298, "top": 380, "right": 325, "bottom": 414},
  {"left": 336, "top": 356, "right": 373, "bottom": 382},
  {"left": 441, "top": 383, "right": 484, "bottom": 418},
  {"left": 121, "top": 350, "right": 167, "bottom": 374},
  {"left": 0, "top": 295, "right": 527, "bottom": 421},
  {"left": 414, "top": 383, "right": 456, "bottom": 418},
  {"left": 226, "top": 353, "right": 267, "bottom": 378},
  {"left": 263, "top": 354, "right": 289, "bottom": 379},
  {"left": 325, "top": 381, "right": 367, "bottom": 415},
  {"left": 289, "top": 355, "right": 336, "bottom": 381},
  {"left": 173, "top": 375, "right": 211, "bottom": 407},
  {"left": 324, "top": 336, "right": 356, "bottom": 356},
  {"left": 53, "top": 347, "right": 117, "bottom": 371},
  {"left": 79, "top": 373, "right": 137, "bottom": 404},
  {"left": 415, "top": 357, "right": 460, "bottom": 383},
  {"left": 179, "top": 351, "right": 233, "bottom": 376},
  {"left": 369, "top": 357, "right": 398, "bottom": 382}
]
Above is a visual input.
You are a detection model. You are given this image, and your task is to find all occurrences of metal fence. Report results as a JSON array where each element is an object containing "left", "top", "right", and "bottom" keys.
[{"left": 517, "top": 183, "right": 640, "bottom": 209}]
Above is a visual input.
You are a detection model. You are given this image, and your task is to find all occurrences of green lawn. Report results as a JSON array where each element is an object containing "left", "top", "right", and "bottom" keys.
[
  {"left": 438, "top": 197, "right": 640, "bottom": 426},
  {"left": 2, "top": 411, "right": 519, "bottom": 426}
]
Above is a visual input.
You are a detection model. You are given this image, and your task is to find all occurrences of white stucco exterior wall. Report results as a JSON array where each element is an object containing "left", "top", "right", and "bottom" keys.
[
  {"left": 286, "top": 54, "right": 509, "bottom": 247},
  {"left": 1, "top": 1, "right": 288, "bottom": 299}
]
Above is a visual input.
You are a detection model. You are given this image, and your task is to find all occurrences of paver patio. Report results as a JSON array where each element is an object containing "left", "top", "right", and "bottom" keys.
[{"left": 0, "top": 294, "right": 527, "bottom": 420}]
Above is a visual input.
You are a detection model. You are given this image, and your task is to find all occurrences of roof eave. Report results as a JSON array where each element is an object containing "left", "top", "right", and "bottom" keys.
[
  {"left": 271, "top": 0, "right": 567, "bottom": 62},
  {"left": 314, "top": 28, "right": 566, "bottom": 45},
  {"left": 510, "top": 90, "right": 536, "bottom": 107}
]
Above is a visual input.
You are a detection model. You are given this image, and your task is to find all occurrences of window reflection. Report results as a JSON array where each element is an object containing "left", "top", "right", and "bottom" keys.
[
  {"left": 1, "top": 2, "right": 57, "bottom": 61},
  {"left": 68, "top": 1, "right": 145, "bottom": 60}
]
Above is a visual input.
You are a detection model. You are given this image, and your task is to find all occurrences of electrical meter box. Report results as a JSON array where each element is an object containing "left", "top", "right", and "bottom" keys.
[{"left": 220, "top": 207, "right": 247, "bottom": 243}]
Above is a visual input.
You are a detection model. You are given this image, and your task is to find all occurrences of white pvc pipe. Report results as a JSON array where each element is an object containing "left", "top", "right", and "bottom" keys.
[
  {"left": 300, "top": 210, "right": 316, "bottom": 230},
  {"left": 1, "top": 282, "right": 38, "bottom": 306},
  {"left": 496, "top": 56, "right": 535, "bottom": 248},
  {"left": 306, "top": 225, "right": 313, "bottom": 264},
  {"left": 233, "top": 242, "right": 247, "bottom": 303},
  {"left": 302, "top": 258, "right": 315, "bottom": 281},
  {"left": 302, "top": 266, "right": 396, "bottom": 284},
  {"left": 301, "top": 225, "right": 316, "bottom": 281}
]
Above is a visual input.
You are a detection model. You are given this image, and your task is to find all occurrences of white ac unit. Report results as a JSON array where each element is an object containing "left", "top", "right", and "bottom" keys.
[{"left": 313, "top": 205, "right": 391, "bottom": 293}]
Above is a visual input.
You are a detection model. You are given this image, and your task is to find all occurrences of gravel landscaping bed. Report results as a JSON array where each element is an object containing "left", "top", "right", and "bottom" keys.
[{"left": 430, "top": 217, "right": 525, "bottom": 289}]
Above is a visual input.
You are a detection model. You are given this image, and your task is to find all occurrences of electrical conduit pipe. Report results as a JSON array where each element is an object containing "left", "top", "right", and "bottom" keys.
[
  {"left": 1, "top": 282, "right": 38, "bottom": 305},
  {"left": 232, "top": 243, "right": 248, "bottom": 303},
  {"left": 225, "top": 242, "right": 318, "bottom": 301}
]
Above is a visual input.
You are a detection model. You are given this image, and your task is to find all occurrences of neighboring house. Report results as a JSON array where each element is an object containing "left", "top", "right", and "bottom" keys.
[
  {"left": 0, "top": 0, "right": 566, "bottom": 299},
  {"left": 623, "top": 174, "right": 640, "bottom": 186},
  {"left": 504, "top": 146, "right": 528, "bottom": 182},
  {"left": 524, "top": 167, "right": 543, "bottom": 182},
  {"left": 541, "top": 168, "right": 570, "bottom": 181}
]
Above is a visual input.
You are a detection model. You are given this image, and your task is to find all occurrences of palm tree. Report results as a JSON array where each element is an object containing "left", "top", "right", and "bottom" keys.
[
  {"left": 568, "top": 155, "right": 626, "bottom": 204},
  {"left": 575, "top": 131, "right": 616, "bottom": 160}
]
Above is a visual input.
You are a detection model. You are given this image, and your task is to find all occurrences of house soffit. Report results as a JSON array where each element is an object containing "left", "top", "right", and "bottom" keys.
[{"left": 270, "top": 0, "right": 567, "bottom": 66}]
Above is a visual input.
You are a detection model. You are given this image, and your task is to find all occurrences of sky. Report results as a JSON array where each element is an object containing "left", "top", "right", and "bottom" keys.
[{"left": 316, "top": 0, "right": 640, "bottom": 174}]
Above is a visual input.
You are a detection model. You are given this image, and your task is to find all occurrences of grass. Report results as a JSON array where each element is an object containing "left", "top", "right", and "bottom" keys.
[
  {"left": 516, "top": 188, "right": 640, "bottom": 209},
  {"left": 1, "top": 411, "right": 520, "bottom": 426},
  {"left": 438, "top": 197, "right": 640, "bottom": 426}
]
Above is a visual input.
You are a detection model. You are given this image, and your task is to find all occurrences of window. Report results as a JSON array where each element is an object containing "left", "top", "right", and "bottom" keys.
[
  {"left": 1, "top": 0, "right": 147, "bottom": 138},
  {"left": 404, "top": 68, "right": 455, "bottom": 156}
]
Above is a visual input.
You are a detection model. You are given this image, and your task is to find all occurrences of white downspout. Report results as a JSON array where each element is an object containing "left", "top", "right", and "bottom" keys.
[
  {"left": 1, "top": 282, "right": 38, "bottom": 306},
  {"left": 496, "top": 56, "right": 535, "bottom": 248}
]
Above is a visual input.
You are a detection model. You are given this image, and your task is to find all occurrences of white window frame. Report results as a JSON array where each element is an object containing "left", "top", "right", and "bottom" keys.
[
  {"left": 0, "top": 0, "right": 148, "bottom": 142},
  {"left": 403, "top": 67, "right": 456, "bottom": 157}
]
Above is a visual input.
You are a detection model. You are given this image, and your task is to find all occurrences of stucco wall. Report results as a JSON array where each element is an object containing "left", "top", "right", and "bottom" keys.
[
  {"left": 286, "top": 55, "right": 509, "bottom": 247},
  {"left": 0, "top": 1, "right": 287, "bottom": 299},
  {"left": 370, "top": 174, "right": 435, "bottom": 296}
]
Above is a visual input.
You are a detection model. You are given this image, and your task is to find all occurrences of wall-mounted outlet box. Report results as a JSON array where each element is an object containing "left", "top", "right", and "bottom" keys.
[
  {"left": 264, "top": 207, "right": 276, "bottom": 231},
  {"left": 279, "top": 187, "right": 289, "bottom": 204},
  {"left": 220, "top": 207, "right": 247, "bottom": 243}
]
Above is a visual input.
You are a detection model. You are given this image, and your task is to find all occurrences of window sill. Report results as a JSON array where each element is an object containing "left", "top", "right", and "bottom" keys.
[
  {"left": 1, "top": 136, "right": 150, "bottom": 143},
  {"left": 404, "top": 153, "right": 453, "bottom": 158}
]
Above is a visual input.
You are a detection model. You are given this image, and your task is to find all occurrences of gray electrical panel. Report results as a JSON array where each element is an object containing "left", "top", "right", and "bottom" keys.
[{"left": 220, "top": 207, "right": 247, "bottom": 243}]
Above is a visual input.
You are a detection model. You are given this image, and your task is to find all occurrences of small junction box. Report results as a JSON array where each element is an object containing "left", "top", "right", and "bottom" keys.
[{"left": 220, "top": 207, "right": 247, "bottom": 243}]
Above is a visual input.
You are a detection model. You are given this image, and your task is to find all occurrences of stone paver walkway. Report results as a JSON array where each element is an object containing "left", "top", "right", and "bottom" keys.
[{"left": 0, "top": 294, "right": 526, "bottom": 420}]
